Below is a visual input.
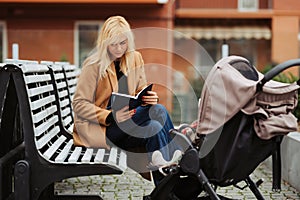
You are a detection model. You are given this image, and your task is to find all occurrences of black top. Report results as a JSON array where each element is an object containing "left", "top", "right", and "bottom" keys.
[
  {"left": 106, "top": 61, "right": 129, "bottom": 124},
  {"left": 114, "top": 60, "right": 129, "bottom": 95}
]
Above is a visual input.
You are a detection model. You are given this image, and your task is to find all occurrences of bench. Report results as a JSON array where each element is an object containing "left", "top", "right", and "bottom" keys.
[
  {"left": 0, "top": 63, "right": 25, "bottom": 200},
  {"left": 0, "top": 61, "right": 127, "bottom": 200}
]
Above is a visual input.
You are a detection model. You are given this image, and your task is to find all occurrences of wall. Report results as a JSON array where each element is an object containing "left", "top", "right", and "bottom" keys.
[
  {"left": 0, "top": 2, "right": 175, "bottom": 110},
  {"left": 273, "top": 0, "right": 300, "bottom": 10},
  {"left": 271, "top": 0, "right": 300, "bottom": 74},
  {"left": 177, "top": 0, "right": 270, "bottom": 9}
]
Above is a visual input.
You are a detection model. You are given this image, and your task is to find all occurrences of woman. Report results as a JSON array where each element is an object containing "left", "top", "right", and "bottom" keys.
[{"left": 72, "top": 16, "right": 181, "bottom": 181}]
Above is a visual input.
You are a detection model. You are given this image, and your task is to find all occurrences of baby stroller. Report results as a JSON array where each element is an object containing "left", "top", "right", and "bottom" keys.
[{"left": 144, "top": 56, "right": 300, "bottom": 200}]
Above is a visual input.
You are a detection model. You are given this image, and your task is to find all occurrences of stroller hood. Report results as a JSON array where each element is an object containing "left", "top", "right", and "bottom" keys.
[
  {"left": 243, "top": 80, "right": 299, "bottom": 139},
  {"left": 196, "top": 55, "right": 299, "bottom": 139}
]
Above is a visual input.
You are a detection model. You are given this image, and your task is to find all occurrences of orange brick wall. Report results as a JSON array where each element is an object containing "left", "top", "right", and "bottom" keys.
[
  {"left": 7, "top": 19, "right": 74, "bottom": 62},
  {"left": 273, "top": 0, "right": 300, "bottom": 10}
]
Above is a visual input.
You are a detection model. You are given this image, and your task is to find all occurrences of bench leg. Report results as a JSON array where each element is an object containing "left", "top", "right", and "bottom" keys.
[{"left": 14, "top": 160, "right": 30, "bottom": 200}]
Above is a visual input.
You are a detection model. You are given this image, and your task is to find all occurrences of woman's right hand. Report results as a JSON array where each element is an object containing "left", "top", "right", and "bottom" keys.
[{"left": 115, "top": 106, "right": 136, "bottom": 123}]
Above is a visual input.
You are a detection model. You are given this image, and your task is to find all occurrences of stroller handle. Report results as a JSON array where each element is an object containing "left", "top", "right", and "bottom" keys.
[{"left": 257, "top": 59, "right": 300, "bottom": 91}]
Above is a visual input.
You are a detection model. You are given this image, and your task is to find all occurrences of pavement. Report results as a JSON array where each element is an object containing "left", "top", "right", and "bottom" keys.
[{"left": 54, "top": 162, "right": 300, "bottom": 200}]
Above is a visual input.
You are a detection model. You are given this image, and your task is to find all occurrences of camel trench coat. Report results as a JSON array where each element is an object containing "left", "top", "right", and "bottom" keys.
[{"left": 72, "top": 51, "right": 147, "bottom": 148}]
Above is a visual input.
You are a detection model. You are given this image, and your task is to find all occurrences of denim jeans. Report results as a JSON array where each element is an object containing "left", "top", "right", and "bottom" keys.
[{"left": 106, "top": 104, "right": 178, "bottom": 161}]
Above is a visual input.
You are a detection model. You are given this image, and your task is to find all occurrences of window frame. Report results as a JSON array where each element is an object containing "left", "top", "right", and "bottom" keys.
[
  {"left": 74, "top": 20, "right": 103, "bottom": 67},
  {"left": 0, "top": 21, "right": 8, "bottom": 62},
  {"left": 238, "top": 0, "right": 258, "bottom": 12}
]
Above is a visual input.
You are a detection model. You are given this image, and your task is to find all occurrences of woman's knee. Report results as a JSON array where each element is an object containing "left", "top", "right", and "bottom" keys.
[
  {"left": 149, "top": 104, "right": 167, "bottom": 117},
  {"left": 148, "top": 120, "right": 163, "bottom": 134}
]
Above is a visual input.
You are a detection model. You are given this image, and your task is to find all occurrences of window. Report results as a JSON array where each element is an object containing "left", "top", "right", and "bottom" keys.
[
  {"left": 238, "top": 0, "right": 258, "bottom": 11},
  {"left": 74, "top": 21, "right": 103, "bottom": 67},
  {"left": 0, "top": 22, "right": 7, "bottom": 63},
  {"left": 199, "top": 38, "right": 271, "bottom": 70},
  {"left": 171, "top": 37, "right": 271, "bottom": 124}
]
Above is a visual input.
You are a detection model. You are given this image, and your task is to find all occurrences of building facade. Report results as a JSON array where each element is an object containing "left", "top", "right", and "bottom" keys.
[{"left": 1, "top": 0, "right": 300, "bottom": 123}]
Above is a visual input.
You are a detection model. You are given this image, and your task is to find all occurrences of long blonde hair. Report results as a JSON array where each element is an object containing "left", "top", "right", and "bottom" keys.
[{"left": 84, "top": 15, "right": 135, "bottom": 78}]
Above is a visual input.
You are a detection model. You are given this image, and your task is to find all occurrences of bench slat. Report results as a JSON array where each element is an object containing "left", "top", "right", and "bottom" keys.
[
  {"left": 94, "top": 149, "right": 105, "bottom": 162},
  {"left": 81, "top": 148, "right": 94, "bottom": 163},
  {"left": 58, "top": 90, "right": 68, "bottom": 98},
  {"left": 32, "top": 105, "right": 57, "bottom": 123},
  {"left": 54, "top": 73, "right": 65, "bottom": 80},
  {"left": 27, "top": 85, "right": 53, "bottom": 97},
  {"left": 68, "top": 146, "right": 82, "bottom": 163},
  {"left": 60, "top": 99, "right": 69, "bottom": 108},
  {"left": 43, "top": 135, "right": 67, "bottom": 160},
  {"left": 36, "top": 126, "right": 60, "bottom": 149},
  {"left": 57, "top": 82, "right": 67, "bottom": 90},
  {"left": 24, "top": 74, "right": 51, "bottom": 84},
  {"left": 34, "top": 115, "right": 58, "bottom": 137},
  {"left": 119, "top": 151, "right": 127, "bottom": 171},
  {"left": 61, "top": 107, "right": 71, "bottom": 117},
  {"left": 108, "top": 147, "right": 118, "bottom": 166},
  {"left": 63, "top": 116, "right": 72, "bottom": 127},
  {"left": 21, "top": 63, "right": 48, "bottom": 73},
  {"left": 30, "top": 95, "right": 56, "bottom": 110},
  {"left": 55, "top": 140, "right": 73, "bottom": 162}
]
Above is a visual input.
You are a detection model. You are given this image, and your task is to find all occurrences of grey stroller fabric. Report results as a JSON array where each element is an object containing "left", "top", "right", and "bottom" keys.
[
  {"left": 243, "top": 80, "right": 299, "bottom": 139},
  {"left": 196, "top": 55, "right": 299, "bottom": 140}
]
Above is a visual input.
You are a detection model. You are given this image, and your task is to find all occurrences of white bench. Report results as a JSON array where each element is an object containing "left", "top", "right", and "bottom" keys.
[{"left": 1, "top": 61, "right": 127, "bottom": 200}]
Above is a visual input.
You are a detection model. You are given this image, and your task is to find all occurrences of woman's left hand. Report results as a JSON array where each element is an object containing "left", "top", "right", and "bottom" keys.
[{"left": 142, "top": 91, "right": 159, "bottom": 105}]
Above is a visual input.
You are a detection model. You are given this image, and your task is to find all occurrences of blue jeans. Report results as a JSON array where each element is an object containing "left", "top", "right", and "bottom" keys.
[{"left": 106, "top": 104, "right": 178, "bottom": 161}]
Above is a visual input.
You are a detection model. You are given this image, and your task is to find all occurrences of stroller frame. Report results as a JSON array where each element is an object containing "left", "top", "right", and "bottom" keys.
[
  {"left": 144, "top": 58, "right": 300, "bottom": 200},
  {"left": 145, "top": 130, "right": 266, "bottom": 200}
]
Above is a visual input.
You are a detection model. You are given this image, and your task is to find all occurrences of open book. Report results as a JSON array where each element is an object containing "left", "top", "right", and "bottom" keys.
[{"left": 111, "top": 83, "right": 153, "bottom": 110}]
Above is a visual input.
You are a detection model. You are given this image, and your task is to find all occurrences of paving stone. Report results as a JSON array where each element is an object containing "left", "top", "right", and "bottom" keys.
[{"left": 55, "top": 163, "right": 300, "bottom": 199}]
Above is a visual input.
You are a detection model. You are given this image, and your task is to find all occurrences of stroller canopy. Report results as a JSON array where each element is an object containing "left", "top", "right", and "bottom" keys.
[{"left": 196, "top": 55, "right": 299, "bottom": 140}]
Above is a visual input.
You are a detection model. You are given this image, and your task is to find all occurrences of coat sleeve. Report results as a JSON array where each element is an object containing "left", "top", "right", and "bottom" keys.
[{"left": 72, "top": 63, "right": 111, "bottom": 126}]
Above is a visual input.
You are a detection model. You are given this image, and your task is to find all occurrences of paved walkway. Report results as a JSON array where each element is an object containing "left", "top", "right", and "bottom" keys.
[{"left": 55, "top": 163, "right": 300, "bottom": 200}]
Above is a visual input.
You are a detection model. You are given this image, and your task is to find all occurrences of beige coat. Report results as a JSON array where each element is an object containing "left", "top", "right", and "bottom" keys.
[{"left": 72, "top": 51, "right": 147, "bottom": 148}]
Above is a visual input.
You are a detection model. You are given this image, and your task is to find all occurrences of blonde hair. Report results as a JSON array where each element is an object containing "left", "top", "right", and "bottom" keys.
[{"left": 84, "top": 16, "right": 135, "bottom": 78}]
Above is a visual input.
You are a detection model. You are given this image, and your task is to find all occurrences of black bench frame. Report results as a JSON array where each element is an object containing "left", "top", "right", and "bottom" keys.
[
  {"left": 1, "top": 62, "right": 126, "bottom": 200},
  {"left": 0, "top": 65, "right": 25, "bottom": 200}
]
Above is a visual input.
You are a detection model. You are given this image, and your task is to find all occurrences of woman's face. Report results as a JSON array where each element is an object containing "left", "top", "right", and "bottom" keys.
[{"left": 108, "top": 35, "right": 128, "bottom": 60}]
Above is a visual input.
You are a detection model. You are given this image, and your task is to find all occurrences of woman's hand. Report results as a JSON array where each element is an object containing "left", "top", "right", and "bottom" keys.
[
  {"left": 115, "top": 106, "right": 136, "bottom": 123},
  {"left": 142, "top": 91, "right": 159, "bottom": 105}
]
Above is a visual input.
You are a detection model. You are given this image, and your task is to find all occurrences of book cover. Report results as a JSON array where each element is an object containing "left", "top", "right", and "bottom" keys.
[{"left": 111, "top": 83, "right": 153, "bottom": 110}]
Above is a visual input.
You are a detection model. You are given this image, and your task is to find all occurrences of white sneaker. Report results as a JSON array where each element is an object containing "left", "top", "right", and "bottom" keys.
[
  {"left": 170, "top": 150, "right": 183, "bottom": 164},
  {"left": 149, "top": 150, "right": 183, "bottom": 168},
  {"left": 150, "top": 150, "right": 168, "bottom": 168}
]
